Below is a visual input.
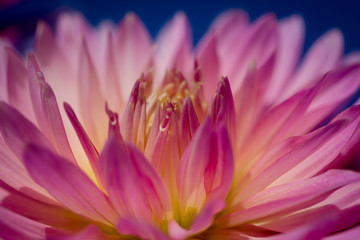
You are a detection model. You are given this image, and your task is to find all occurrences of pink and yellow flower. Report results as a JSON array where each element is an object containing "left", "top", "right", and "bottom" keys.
[{"left": 1, "top": 10, "right": 360, "bottom": 239}]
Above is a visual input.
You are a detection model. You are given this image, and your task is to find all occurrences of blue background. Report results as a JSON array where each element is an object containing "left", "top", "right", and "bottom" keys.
[{"left": 1, "top": 0, "right": 360, "bottom": 54}]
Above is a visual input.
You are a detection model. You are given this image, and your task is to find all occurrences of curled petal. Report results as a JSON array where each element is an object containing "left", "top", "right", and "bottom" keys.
[
  {"left": 98, "top": 137, "right": 171, "bottom": 224},
  {"left": 169, "top": 199, "right": 226, "bottom": 239},
  {"left": 176, "top": 118, "right": 233, "bottom": 230},
  {"left": 4, "top": 47, "right": 35, "bottom": 123},
  {"left": 28, "top": 54, "right": 76, "bottom": 164},
  {"left": 179, "top": 97, "right": 200, "bottom": 153}
]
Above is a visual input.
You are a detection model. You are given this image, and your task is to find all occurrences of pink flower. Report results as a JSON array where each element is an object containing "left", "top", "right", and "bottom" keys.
[{"left": 1, "top": 10, "right": 360, "bottom": 239}]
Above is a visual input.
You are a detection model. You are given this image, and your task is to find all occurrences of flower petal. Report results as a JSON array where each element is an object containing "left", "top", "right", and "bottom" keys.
[
  {"left": 78, "top": 39, "right": 107, "bottom": 150},
  {"left": 51, "top": 225, "right": 112, "bottom": 240},
  {"left": 196, "top": 34, "right": 220, "bottom": 100},
  {"left": 117, "top": 218, "right": 169, "bottom": 240},
  {"left": 179, "top": 97, "right": 200, "bottom": 153},
  {"left": 323, "top": 225, "right": 360, "bottom": 240},
  {"left": 265, "top": 213, "right": 337, "bottom": 240},
  {"left": 0, "top": 137, "right": 56, "bottom": 204},
  {"left": 4, "top": 47, "right": 35, "bottom": 123},
  {"left": 218, "top": 169, "right": 360, "bottom": 227},
  {"left": 168, "top": 199, "right": 226, "bottom": 239},
  {"left": 0, "top": 101, "right": 53, "bottom": 160},
  {"left": 284, "top": 29, "right": 343, "bottom": 99},
  {"left": 115, "top": 12, "right": 152, "bottom": 98},
  {"left": 98, "top": 137, "right": 171, "bottom": 224},
  {"left": 155, "top": 12, "right": 193, "bottom": 85},
  {"left": 27, "top": 54, "right": 76, "bottom": 164},
  {"left": 0, "top": 206, "right": 52, "bottom": 240},
  {"left": 264, "top": 15, "right": 305, "bottom": 105},
  {"left": 235, "top": 81, "right": 322, "bottom": 182},
  {"left": 23, "top": 144, "right": 117, "bottom": 225},
  {"left": 176, "top": 118, "right": 233, "bottom": 230},
  {"left": 34, "top": 21, "right": 78, "bottom": 113},
  {"left": 224, "top": 13, "right": 277, "bottom": 92},
  {"left": 63, "top": 102, "right": 99, "bottom": 181},
  {"left": 233, "top": 111, "right": 358, "bottom": 202},
  {"left": 0, "top": 187, "right": 88, "bottom": 230}
]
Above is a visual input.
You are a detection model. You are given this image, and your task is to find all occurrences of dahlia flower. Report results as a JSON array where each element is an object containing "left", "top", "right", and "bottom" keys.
[{"left": 1, "top": 9, "right": 360, "bottom": 239}]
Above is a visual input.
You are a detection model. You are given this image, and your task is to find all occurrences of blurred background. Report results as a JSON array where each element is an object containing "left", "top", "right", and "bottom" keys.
[{"left": 1, "top": 0, "right": 360, "bottom": 54}]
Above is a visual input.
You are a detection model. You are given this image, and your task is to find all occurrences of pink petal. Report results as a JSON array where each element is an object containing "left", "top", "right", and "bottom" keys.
[
  {"left": 155, "top": 12, "right": 193, "bottom": 85},
  {"left": 218, "top": 170, "right": 360, "bottom": 227},
  {"left": 196, "top": 34, "right": 220, "bottom": 100},
  {"left": 51, "top": 225, "right": 112, "bottom": 240},
  {"left": 27, "top": 54, "right": 76, "bottom": 164},
  {"left": 224, "top": 13, "right": 277, "bottom": 92},
  {"left": 0, "top": 137, "right": 56, "bottom": 204},
  {"left": 115, "top": 12, "right": 153, "bottom": 98},
  {"left": 34, "top": 21, "right": 78, "bottom": 114},
  {"left": 234, "top": 117, "right": 352, "bottom": 202},
  {"left": 265, "top": 15, "right": 305, "bottom": 105},
  {"left": 78, "top": 39, "right": 107, "bottom": 150},
  {"left": 0, "top": 39, "right": 10, "bottom": 101},
  {"left": 199, "top": 229, "right": 252, "bottom": 240},
  {"left": 144, "top": 103, "right": 161, "bottom": 158},
  {"left": 34, "top": 21, "right": 65, "bottom": 70},
  {"left": 289, "top": 65, "right": 360, "bottom": 135},
  {"left": 270, "top": 105, "right": 360, "bottom": 186},
  {"left": 233, "top": 53, "right": 275, "bottom": 151},
  {"left": 146, "top": 104, "right": 181, "bottom": 197},
  {"left": 55, "top": 12, "right": 90, "bottom": 71},
  {"left": 209, "top": 77, "right": 235, "bottom": 133},
  {"left": 260, "top": 204, "right": 339, "bottom": 232},
  {"left": 179, "top": 97, "right": 200, "bottom": 153},
  {"left": 0, "top": 187, "right": 88, "bottom": 230},
  {"left": 100, "top": 29, "right": 124, "bottom": 112},
  {"left": 23, "top": 144, "right": 117, "bottom": 224},
  {"left": 0, "top": 101, "right": 53, "bottom": 160},
  {"left": 117, "top": 218, "right": 169, "bottom": 240},
  {"left": 323, "top": 225, "right": 360, "bottom": 240},
  {"left": 120, "top": 80, "right": 147, "bottom": 149},
  {"left": 0, "top": 207, "right": 50, "bottom": 240},
  {"left": 98, "top": 137, "right": 171, "bottom": 224},
  {"left": 266, "top": 213, "right": 337, "bottom": 240},
  {"left": 4, "top": 47, "right": 35, "bottom": 123},
  {"left": 236, "top": 81, "right": 321, "bottom": 176},
  {"left": 206, "top": 10, "right": 249, "bottom": 80},
  {"left": 168, "top": 199, "right": 226, "bottom": 239},
  {"left": 63, "top": 102, "right": 99, "bottom": 182},
  {"left": 176, "top": 118, "right": 233, "bottom": 231},
  {"left": 208, "top": 10, "right": 249, "bottom": 37},
  {"left": 284, "top": 29, "right": 343, "bottom": 99}
]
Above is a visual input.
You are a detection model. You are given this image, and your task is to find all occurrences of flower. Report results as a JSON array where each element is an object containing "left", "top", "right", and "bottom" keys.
[{"left": 1, "top": 9, "right": 360, "bottom": 240}]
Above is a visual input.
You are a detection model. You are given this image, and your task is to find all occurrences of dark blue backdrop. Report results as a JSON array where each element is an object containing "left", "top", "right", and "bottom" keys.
[{"left": 1, "top": 0, "right": 360, "bottom": 54}]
